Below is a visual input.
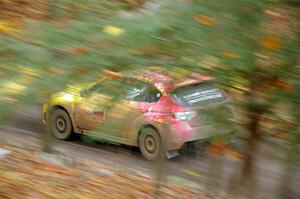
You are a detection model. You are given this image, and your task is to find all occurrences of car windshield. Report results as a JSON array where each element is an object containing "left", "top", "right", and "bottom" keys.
[{"left": 171, "top": 83, "right": 226, "bottom": 106}]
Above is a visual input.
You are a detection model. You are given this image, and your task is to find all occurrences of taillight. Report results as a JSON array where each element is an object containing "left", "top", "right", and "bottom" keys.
[{"left": 174, "top": 111, "right": 196, "bottom": 121}]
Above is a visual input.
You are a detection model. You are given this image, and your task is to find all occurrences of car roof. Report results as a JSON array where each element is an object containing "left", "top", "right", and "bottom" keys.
[{"left": 121, "top": 67, "right": 214, "bottom": 93}]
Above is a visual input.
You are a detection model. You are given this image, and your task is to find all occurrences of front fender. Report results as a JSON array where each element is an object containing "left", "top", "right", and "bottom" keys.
[{"left": 43, "top": 92, "right": 81, "bottom": 134}]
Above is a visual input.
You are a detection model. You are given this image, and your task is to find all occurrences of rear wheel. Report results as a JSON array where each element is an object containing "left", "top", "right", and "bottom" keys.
[
  {"left": 49, "top": 109, "right": 73, "bottom": 140},
  {"left": 139, "top": 126, "right": 164, "bottom": 161}
]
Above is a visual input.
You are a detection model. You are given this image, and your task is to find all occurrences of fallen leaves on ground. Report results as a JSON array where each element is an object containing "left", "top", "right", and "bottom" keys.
[
  {"left": 207, "top": 140, "right": 244, "bottom": 160},
  {"left": 0, "top": 145, "right": 205, "bottom": 199}
]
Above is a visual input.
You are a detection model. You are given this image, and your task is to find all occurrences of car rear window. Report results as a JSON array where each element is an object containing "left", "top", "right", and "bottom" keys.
[{"left": 171, "top": 83, "right": 226, "bottom": 106}]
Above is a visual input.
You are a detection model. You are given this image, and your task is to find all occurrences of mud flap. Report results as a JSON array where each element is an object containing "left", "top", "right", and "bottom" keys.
[{"left": 166, "top": 150, "right": 179, "bottom": 159}]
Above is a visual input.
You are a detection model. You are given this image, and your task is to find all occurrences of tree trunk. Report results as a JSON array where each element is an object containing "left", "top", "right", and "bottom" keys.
[
  {"left": 236, "top": 109, "right": 262, "bottom": 198},
  {"left": 242, "top": 111, "right": 260, "bottom": 179}
]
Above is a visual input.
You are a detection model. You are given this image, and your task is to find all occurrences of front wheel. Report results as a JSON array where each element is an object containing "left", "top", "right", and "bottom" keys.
[
  {"left": 49, "top": 109, "right": 73, "bottom": 140},
  {"left": 138, "top": 126, "right": 164, "bottom": 161}
]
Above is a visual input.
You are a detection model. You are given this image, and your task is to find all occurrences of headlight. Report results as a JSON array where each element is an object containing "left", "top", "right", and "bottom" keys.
[
  {"left": 174, "top": 111, "right": 196, "bottom": 121},
  {"left": 62, "top": 93, "right": 74, "bottom": 102}
]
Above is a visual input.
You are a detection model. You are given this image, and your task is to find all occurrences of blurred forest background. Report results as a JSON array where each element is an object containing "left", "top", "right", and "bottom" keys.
[{"left": 0, "top": 0, "right": 299, "bottom": 198}]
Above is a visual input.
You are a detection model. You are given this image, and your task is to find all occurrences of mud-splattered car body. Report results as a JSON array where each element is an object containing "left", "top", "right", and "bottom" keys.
[{"left": 43, "top": 68, "right": 235, "bottom": 159}]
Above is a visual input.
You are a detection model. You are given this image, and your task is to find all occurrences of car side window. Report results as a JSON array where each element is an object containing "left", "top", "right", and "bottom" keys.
[{"left": 124, "top": 81, "right": 161, "bottom": 103}]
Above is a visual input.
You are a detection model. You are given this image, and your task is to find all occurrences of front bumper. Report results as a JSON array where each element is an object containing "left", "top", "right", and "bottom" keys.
[{"left": 42, "top": 104, "right": 48, "bottom": 124}]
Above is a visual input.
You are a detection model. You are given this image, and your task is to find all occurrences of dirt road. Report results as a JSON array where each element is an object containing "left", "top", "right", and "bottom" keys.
[{"left": 0, "top": 124, "right": 290, "bottom": 199}]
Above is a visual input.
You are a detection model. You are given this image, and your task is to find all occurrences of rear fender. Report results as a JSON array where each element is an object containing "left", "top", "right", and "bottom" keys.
[{"left": 129, "top": 115, "right": 168, "bottom": 146}]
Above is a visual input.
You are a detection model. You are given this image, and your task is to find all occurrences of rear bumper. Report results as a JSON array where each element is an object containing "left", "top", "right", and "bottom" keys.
[
  {"left": 165, "top": 101, "right": 236, "bottom": 151},
  {"left": 164, "top": 122, "right": 233, "bottom": 151}
]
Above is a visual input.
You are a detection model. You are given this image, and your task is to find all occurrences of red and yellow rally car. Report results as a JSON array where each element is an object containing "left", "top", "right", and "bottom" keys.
[{"left": 43, "top": 67, "right": 235, "bottom": 160}]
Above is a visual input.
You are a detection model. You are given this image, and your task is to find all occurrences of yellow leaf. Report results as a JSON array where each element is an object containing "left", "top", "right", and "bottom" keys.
[
  {"left": 0, "top": 22, "right": 16, "bottom": 33},
  {"left": 103, "top": 25, "right": 124, "bottom": 36},
  {"left": 194, "top": 15, "right": 215, "bottom": 25}
]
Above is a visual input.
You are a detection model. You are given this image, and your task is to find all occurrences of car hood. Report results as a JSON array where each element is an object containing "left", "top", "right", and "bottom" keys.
[{"left": 64, "top": 83, "right": 91, "bottom": 95}]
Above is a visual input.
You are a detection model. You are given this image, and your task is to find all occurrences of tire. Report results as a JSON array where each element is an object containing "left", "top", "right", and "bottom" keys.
[
  {"left": 49, "top": 109, "right": 73, "bottom": 140},
  {"left": 139, "top": 126, "right": 164, "bottom": 161}
]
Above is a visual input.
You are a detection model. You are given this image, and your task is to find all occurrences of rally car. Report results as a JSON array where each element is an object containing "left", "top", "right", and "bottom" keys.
[{"left": 43, "top": 67, "right": 235, "bottom": 160}]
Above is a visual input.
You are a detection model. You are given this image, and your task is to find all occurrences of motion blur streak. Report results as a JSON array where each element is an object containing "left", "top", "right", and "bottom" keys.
[{"left": 0, "top": 0, "right": 299, "bottom": 199}]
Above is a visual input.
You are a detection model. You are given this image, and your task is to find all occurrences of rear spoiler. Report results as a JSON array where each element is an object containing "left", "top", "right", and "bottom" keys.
[
  {"left": 190, "top": 73, "right": 214, "bottom": 81},
  {"left": 176, "top": 73, "right": 214, "bottom": 87}
]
